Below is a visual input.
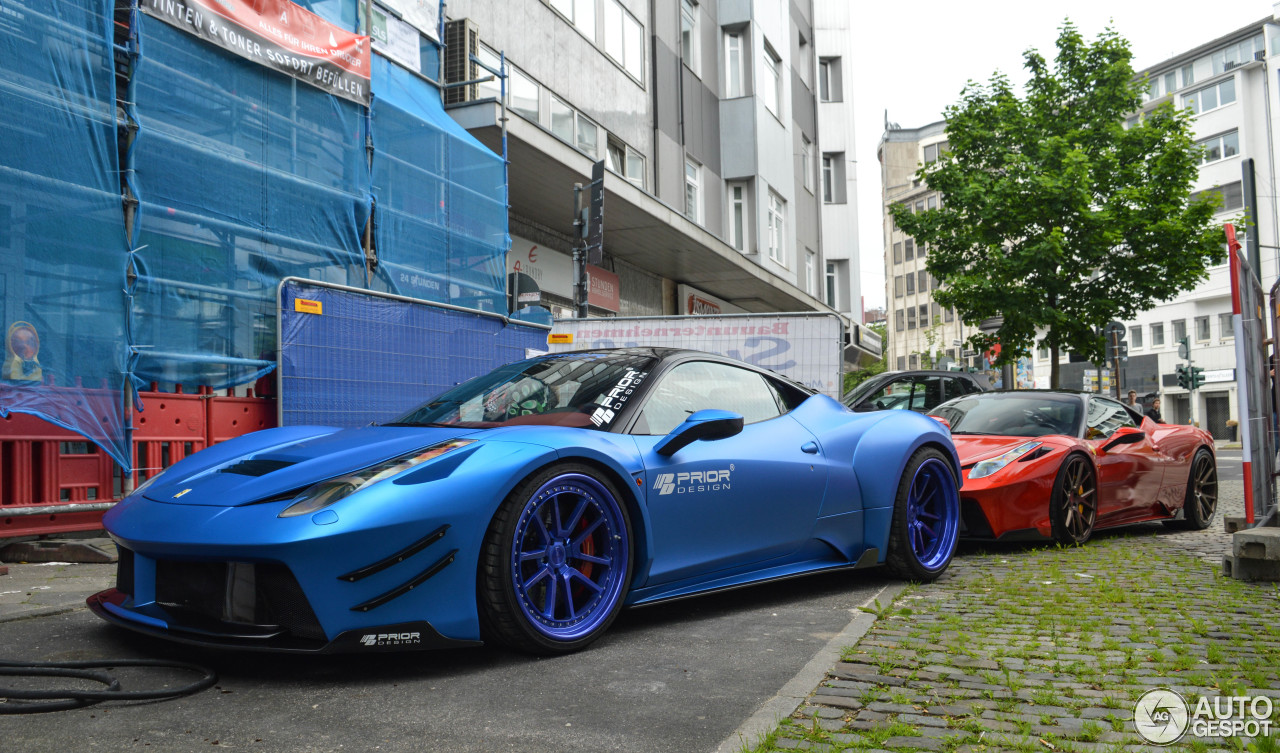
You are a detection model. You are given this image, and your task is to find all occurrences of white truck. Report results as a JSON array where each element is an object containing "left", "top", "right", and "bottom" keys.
[{"left": 546, "top": 312, "right": 865, "bottom": 400}]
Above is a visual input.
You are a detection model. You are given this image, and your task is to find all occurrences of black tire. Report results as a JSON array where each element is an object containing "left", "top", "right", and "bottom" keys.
[
  {"left": 1050, "top": 453, "right": 1097, "bottom": 546},
  {"left": 1170, "top": 448, "right": 1218, "bottom": 530},
  {"left": 478, "top": 463, "right": 633, "bottom": 655},
  {"left": 884, "top": 447, "right": 961, "bottom": 582}
]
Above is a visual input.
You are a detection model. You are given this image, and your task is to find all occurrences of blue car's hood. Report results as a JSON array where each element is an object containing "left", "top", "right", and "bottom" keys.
[{"left": 142, "top": 425, "right": 479, "bottom": 506}]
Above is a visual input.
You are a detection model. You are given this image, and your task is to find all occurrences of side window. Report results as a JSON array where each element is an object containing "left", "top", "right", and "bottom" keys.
[
  {"left": 1086, "top": 398, "right": 1137, "bottom": 439},
  {"left": 634, "top": 362, "right": 783, "bottom": 435},
  {"left": 764, "top": 375, "right": 811, "bottom": 412},
  {"left": 912, "top": 376, "right": 944, "bottom": 412},
  {"left": 942, "top": 376, "right": 968, "bottom": 403},
  {"left": 862, "top": 377, "right": 913, "bottom": 411}
]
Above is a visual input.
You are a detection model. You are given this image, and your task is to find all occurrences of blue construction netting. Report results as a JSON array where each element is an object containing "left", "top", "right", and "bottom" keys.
[
  {"left": 0, "top": 0, "right": 132, "bottom": 467},
  {"left": 0, "top": 0, "right": 515, "bottom": 471},
  {"left": 371, "top": 55, "right": 508, "bottom": 312},
  {"left": 279, "top": 280, "right": 547, "bottom": 428},
  {"left": 127, "top": 16, "right": 371, "bottom": 392}
]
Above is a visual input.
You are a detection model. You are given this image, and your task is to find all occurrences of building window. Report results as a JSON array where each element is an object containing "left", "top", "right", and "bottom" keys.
[
  {"left": 1191, "top": 181, "right": 1244, "bottom": 212},
  {"left": 945, "top": 307, "right": 954, "bottom": 322},
  {"left": 907, "top": 307, "right": 917, "bottom": 329},
  {"left": 684, "top": 157, "right": 701, "bottom": 223},
  {"left": 1151, "top": 322, "right": 1164, "bottom": 347},
  {"left": 550, "top": 95, "right": 574, "bottom": 142},
  {"left": 1172, "top": 319, "right": 1187, "bottom": 343},
  {"left": 1129, "top": 325, "right": 1143, "bottom": 349},
  {"left": 576, "top": 113, "right": 599, "bottom": 157},
  {"left": 917, "top": 270, "right": 927, "bottom": 293},
  {"left": 927, "top": 195, "right": 937, "bottom": 210},
  {"left": 1184, "top": 78, "right": 1236, "bottom": 115},
  {"left": 767, "top": 190, "right": 785, "bottom": 265},
  {"left": 895, "top": 309, "right": 905, "bottom": 332},
  {"left": 607, "top": 138, "right": 645, "bottom": 188},
  {"left": 681, "top": 0, "right": 699, "bottom": 74},
  {"left": 551, "top": 0, "right": 595, "bottom": 40},
  {"left": 822, "top": 153, "right": 844, "bottom": 203},
  {"left": 1164, "top": 71, "right": 1177, "bottom": 94},
  {"left": 1195, "top": 315, "right": 1210, "bottom": 341},
  {"left": 603, "top": 0, "right": 645, "bottom": 81},
  {"left": 724, "top": 30, "right": 743, "bottom": 97},
  {"left": 510, "top": 67, "right": 539, "bottom": 121},
  {"left": 801, "top": 136, "right": 813, "bottom": 192},
  {"left": 1198, "top": 130, "right": 1239, "bottom": 165},
  {"left": 818, "top": 57, "right": 840, "bottom": 102},
  {"left": 904, "top": 238, "right": 915, "bottom": 261},
  {"left": 923, "top": 143, "right": 941, "bottom": 164},
  {"left": 825, "top": 262, "right": 836, "bottom": 308},
  {"left": 762, "top": 43, "right": 781, "bottom": 118},
  {"left": 908, "top": 354, "right": 918, "bottom": 369},
  {"left": 919, "top": 304, "right": 929, "bottom": 328},
  {"left": 896, "top": 355, "right": 906, "bottom": 370},
  {"left": 1038, "top": 345, "right": 1049, "bottom": 360},
  {"left": 894, "top": 275, "right": 904, "bottom": 298},
  {"left": 1211, "top": 34, "right": 1264, "bottom": 76},
  {"left": 727, "top": 182, "right": 747, "bottom": 251},
  {"left": 1181, "top": 63, "right": 1194, "bottom": 87},
  {"left": 905, "top": 273, "right": 915, "bottom": 295},
  {"left": 1219, "top": 312, "right": 1234, "bottom": 339},
  {"left": 805, "top": 249, "right": 817, "bottom": 296},
  {"left": 893, "top": 242, "right": 902, "bottom": 264}
]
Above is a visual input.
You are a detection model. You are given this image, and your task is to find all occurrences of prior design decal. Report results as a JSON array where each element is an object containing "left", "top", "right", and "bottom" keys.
[
  {"left": 359, "top": 632, "right": 422, "bottom": 647},
  {"left": 590, "top": 368, "right": 647, "bottom": 426},
  {"left": 653, "top": 467, "right": 733, "bottom": 495}
]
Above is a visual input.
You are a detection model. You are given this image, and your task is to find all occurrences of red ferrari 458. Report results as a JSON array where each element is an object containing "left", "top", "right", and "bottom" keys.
[{"left": 929, "top": 391, "right": 1217, "bottom": 544}]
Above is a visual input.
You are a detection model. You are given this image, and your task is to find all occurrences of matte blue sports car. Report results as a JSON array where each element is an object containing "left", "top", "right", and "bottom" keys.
[{"left": 90, "top": 348, "right": 961, "bottom": 655}]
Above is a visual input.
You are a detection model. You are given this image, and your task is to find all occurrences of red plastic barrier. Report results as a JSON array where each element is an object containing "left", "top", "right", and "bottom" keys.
[{"left": 1, "top": 386, "right": 276, "bottom": 536}]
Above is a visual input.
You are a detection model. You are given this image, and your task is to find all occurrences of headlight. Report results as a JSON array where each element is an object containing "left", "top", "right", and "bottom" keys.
[
  {"left": 278, "top": 439, "right": 475, "bottom": 518},
  {"left": 968, "top": 441, "right": 1042, "bottom": 480}
]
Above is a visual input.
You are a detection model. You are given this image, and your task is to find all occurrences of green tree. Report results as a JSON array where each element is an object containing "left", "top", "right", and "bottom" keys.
[{"left": 892, "top": 21, "right": 1224, "bottom": 388}]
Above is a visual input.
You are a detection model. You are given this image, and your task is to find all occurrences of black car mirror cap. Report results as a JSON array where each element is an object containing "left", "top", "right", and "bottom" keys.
[{"left": 654, "top": 410, "right": 745, "bottom": 456}]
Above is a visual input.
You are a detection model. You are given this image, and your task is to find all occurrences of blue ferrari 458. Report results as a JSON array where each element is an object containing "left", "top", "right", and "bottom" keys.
[{"left": 90, "top": 348, "right": 961, "bottom": 655}]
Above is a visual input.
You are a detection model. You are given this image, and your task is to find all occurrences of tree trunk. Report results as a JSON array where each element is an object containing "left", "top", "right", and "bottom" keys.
[{"left": 1050, "top": 343, "right": 1060, "bottom": 390}]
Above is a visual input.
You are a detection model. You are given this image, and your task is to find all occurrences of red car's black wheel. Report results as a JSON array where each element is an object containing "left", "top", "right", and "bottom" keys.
[
  {"left": 1050, "top": 454, "right": 1096, "bottom": 546},
  {"left": 1176, "top": 448, "right": 1217, "bottom": 530}
]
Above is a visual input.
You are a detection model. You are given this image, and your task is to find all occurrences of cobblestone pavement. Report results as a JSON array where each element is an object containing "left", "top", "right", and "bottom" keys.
[
  {"left": 0, "top": 539, "right": 116, "bottom": 622},
  {"left": 756, "top": 480, "right": 1280, "bottom": 753}
]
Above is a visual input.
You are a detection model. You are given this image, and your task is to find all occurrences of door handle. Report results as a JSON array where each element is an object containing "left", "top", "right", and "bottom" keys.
[{"left": 801, "top": 441, "right": 819, "bottom": 454}]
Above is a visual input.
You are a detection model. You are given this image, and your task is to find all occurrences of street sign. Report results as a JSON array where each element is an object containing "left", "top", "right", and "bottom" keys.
[
  {"left": 586, "top": 160, "right": 605, "bottom": 266},
  {"left": 1104, "top": 321, "right": 1125, "bottom": 339}
]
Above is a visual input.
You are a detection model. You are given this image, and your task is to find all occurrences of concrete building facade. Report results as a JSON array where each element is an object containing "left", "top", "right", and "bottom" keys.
[{"left": 440, "top": 0, "right": 868, "bottom": 335}]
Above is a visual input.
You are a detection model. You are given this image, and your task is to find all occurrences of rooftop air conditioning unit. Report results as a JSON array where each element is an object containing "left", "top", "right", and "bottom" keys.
[{"left": 444, "top": 18, "right": 480, "bottom": 105}]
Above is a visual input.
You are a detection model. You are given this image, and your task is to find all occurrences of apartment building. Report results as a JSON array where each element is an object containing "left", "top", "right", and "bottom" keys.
[{"left": 441, "top": 0, "right": 863, "bottom": 330}]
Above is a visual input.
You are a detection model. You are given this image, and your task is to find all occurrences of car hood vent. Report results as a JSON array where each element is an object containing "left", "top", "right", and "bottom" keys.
[{"left": 221, "top": 458, "right": 296, "bottom": 477}]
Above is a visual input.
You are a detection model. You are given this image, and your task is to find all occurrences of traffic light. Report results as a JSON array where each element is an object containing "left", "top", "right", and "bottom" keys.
[
  {"left": 1190, "top": 366, "right": 1205, "bottom": 390},
  {"left": 1177, "top": 337, "right": 1190, "bottom": 360},
  {"left": 1176, "top": 364, "right": 1191, "bottom": 390}
]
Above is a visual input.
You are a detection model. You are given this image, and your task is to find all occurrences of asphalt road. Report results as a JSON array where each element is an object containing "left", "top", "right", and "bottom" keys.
[
  {"left": 1216, "top": 448, "right": 1244, "bottom": 483},
  {"left": 2, "top": 568, "right": 894, "bottom": 753}
]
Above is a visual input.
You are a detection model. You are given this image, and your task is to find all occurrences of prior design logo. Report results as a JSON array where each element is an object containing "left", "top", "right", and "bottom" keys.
[
  {"left": 359, "top": 632, "right": 421, "bottom": 647},
  {"left": 653, "top": 468, "right": 732, "bottom": 495},
  {"left": 589, "top": 368, "right": 646, "bottom": 426}
]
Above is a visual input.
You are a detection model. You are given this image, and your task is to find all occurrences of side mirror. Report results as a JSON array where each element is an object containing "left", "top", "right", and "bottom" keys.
[
  {"left": 654, "top": 409, "right": 744, "bottom": 456},
  {"left": 1100, "top": 426, "right": 1145, "bottom": 454},
  {"left": 931, "top": 416, "right": 952, "bottom": 432}
]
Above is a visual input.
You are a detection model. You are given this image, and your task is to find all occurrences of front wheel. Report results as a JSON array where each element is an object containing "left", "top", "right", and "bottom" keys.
[
  {"left": 478, "top": 464, "right": 632, "bottom": 655},
  {"left": 1177, "top": 448, "right": 1218, "bottom": 530},
  {"left": 884, "top": 447, "right": 961, "bottom": 581}
]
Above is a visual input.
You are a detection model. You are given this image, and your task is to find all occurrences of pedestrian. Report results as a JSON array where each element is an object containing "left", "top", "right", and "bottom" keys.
[
  {"left": 1125, "top": 389, "right": 1139, "bottom": 409},
  {"left": 1145, "top": 397, "right": 1163, "bottom": 424}
]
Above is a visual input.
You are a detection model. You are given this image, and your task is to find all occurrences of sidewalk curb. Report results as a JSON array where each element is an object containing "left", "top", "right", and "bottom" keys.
[{"left": 712, "top": 581, "right": 906, "bottom": 753}]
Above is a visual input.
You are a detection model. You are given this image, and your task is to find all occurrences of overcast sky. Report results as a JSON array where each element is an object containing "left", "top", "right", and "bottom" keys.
[{"left": 849, "top": 1, "right": 1273, "bottom": 313}]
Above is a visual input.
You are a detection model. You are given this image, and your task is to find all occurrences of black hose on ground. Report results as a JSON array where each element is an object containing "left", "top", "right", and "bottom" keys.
[{"left": 0, "top": 658, "right": 217, "bottom": 713}]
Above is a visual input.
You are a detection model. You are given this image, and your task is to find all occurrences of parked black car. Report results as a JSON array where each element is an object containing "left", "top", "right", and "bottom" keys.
[{"left": 843, "top": 370, "right": 990, "bottom": 414}]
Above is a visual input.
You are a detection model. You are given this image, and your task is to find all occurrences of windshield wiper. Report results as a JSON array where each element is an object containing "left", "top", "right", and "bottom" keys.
[
  {"left": 378, "top": 421, "right": 457, "bottom": 428},
  {"left": 948, "top": 430, "right": 990, "bottom": 435}
]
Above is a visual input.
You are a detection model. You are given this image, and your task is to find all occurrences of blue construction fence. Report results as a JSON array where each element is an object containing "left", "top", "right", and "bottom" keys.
[
  {"left": 0, "top": 0, "right": 510, "bottom": 469},
  {"left": 279, "top": 279, "right": 549, "bottom": 428}
]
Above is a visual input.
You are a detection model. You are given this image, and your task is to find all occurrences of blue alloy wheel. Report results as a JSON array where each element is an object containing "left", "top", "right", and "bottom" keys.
[
  {"left": 479, "top": 466, "right": 632, "bottom": 653},
  {"left": 906, "top": 457, "right": 960, "bottom": 570},
  {"left": 885, "top": 448, "right": 960, "bottom": 581}
]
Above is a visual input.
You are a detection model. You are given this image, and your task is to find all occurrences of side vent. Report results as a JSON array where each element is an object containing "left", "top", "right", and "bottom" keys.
[{"left": 443, "top": 19, "right": 480, "bottom": 105}]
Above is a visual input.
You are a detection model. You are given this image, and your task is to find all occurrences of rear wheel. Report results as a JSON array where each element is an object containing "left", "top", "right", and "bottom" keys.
[
  {"left": 1174, "top": 448, "right": 1218, "bottom": 530},
  {"left": 885, "top": 447, "right": 961, "bottom": 581},
  {"left": 478, "top": 464, "right": 632, "bottom": 655},
  {"left": 1050, "top": 454, "right": 1097, "bottom": 545}
]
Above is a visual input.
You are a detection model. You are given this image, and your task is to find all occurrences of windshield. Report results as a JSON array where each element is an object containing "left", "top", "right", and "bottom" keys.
[
  {"left": 930, "top": 394, "right": 1081, "bottom": 438},
  {"left": 389, "top": 352, "right": 658, "bottom": 430}
]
